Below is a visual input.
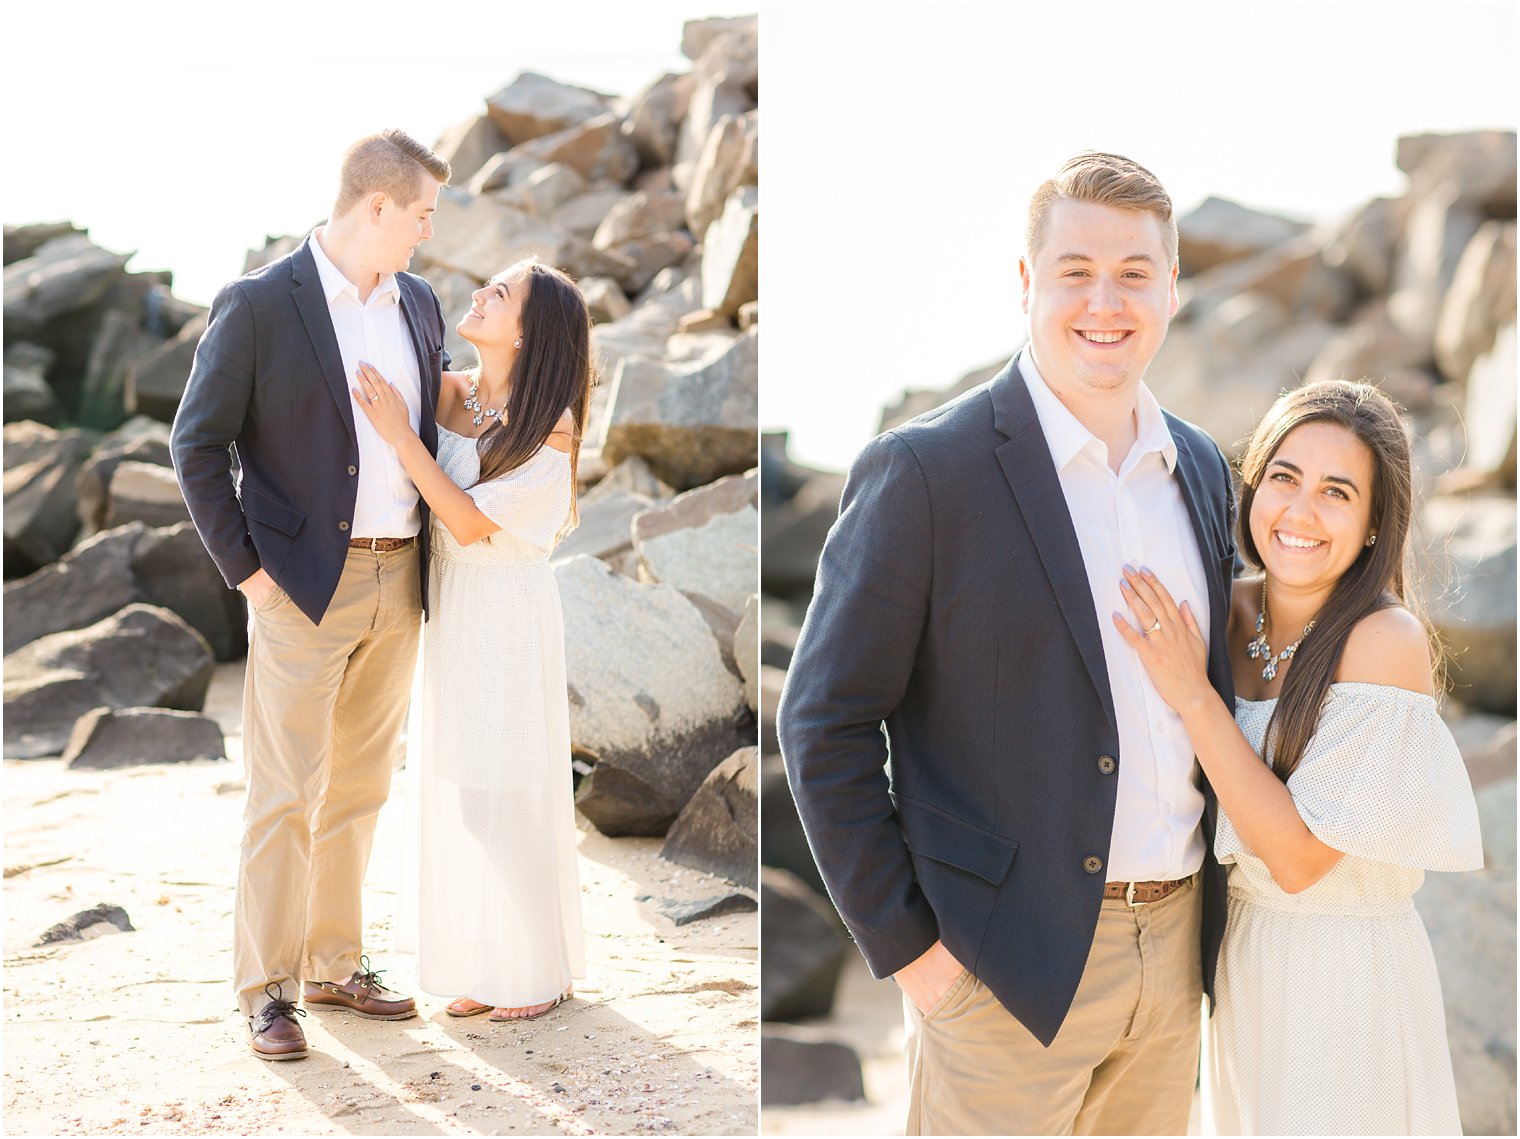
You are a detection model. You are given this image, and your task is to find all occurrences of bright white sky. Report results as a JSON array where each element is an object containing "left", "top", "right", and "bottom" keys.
[
  {"left": 3, "top": 1, "right": 717, "bottom": 305},
  {"left": 762, "top": 0, "right": 1519, "bottom": 470}
]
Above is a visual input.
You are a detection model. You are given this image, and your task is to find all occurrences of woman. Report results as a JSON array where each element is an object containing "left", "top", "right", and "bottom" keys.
[
  {"left": 1110, "top": 380, "right": 1482, "bottom": 1135},
  {"left": 351, "top": 258, "right": 591, "bottom": 1021}
]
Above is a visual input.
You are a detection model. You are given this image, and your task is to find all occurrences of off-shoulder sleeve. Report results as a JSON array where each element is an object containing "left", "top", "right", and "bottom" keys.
[
  {"left": 465, "top": 449, "right": 573, "bottom": 552},
  {"left": 1282, "top": 683, "right": 1484, "bottom": 871}
]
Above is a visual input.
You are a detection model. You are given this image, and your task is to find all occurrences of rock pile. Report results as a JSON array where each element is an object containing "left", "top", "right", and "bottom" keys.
[
  {"left": 760, "top": 130, "right": 1516, "bottom": 1118},
  {"left": 3, "top": 17, "right": 759, "bottom": 897}
]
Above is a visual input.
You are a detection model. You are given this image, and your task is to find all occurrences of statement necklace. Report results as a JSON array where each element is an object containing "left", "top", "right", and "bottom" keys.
[
  {"left": 462, "top": 372, "right": 507, "bottom": 427},
  {"left": 1245, "top": 583, "right": 1316, "bottom": 682}
]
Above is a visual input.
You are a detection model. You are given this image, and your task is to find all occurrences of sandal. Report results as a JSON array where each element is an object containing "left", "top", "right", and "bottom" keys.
[
  {"left": 446, "top": 997, "right": 493, "bottom": 1018},
  {"left": 487, "top": 991, "right": 571, "bottom": 1022}
]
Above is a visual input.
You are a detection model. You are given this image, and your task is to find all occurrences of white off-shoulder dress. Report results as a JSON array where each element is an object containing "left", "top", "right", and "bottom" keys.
[
  {"left": 1205, "top": 683, "right": 1483, "bottom": 1136},
  {"left": 412, "top": 426, "right": 585, "bottom": 1007}
]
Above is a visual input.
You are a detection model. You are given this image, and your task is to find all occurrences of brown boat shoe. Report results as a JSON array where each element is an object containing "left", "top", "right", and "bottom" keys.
[
  {"left": 303, "top": 955, "right": 417, "bottom": 1020},
  {"left": 249, "top": 982, "right": 308, "bottom": 1061}
]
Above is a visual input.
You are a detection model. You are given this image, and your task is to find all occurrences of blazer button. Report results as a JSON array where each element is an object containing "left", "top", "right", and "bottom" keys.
[
  {"left": 1098, "top": 755, "right": 1117, "bottom": 775},
  {"left": 338, "top": 521, "right": 350, "bottom": 532},
  {"left": 1083, "top": 855, "right": 1103, "bottom": 874},
  {"left": 347, "top": 465, "right": 357, "bottom": 476}
]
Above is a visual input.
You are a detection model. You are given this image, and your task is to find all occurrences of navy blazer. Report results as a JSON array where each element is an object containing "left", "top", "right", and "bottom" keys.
[
  {"left": 171, "top": 237, "right": 449, "bottom": 625},
  {"left": 778, "top": 354, "right": 1236, "bottom": 1048}
]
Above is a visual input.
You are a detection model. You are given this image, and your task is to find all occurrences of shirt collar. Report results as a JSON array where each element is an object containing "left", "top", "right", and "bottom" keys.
[
  {"left": 308, "top": 227, "right": 400, "bottom": 305},
  {"left": 1018, "top": 351, "right": 1178, "bottom": 473}
]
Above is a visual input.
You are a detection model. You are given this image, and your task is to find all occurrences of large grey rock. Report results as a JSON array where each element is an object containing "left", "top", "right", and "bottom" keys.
[
  {"left": 622, "top": 72, "right": 690, "bottom": 168},
  {"left": 505, "top": 113, "right": 639, "bottom": 186},
  {"left": 760, "top": 469, "right": 846, "bottom": 599},
  {"left": 557, "top": 555, "right": 748, "bottom": 835},
  {"left": 879, "top": 359, "right": 1005, "bottom": 434},
  {"left": 3, "top": 521, "right": 247, "bottom": 662},
  {"left": 421, "top": 187, "right": 629, "bottom": 285},
  {"left": 432, "top": 113, "right": 509, "bottom": 185},
  {"left": 75, "top": 418, "right": 175, "bottom": 537},
  {"left": 588, "top": 272, "right": 702, "bottom": 384},
  {"left": 760, "top": 866, "right": 849, "bottom": 1022},
  {"left": 4, "top": 222, "right": 86, "bottom": 266},
  {"left": 673, "top": 20, "right": 758, "bottom": 190},
  {"left": 485, "top": 72, "right": 610, "bottom": 145},
  {"left": 1387, "top": 182, "right": 1485, "bottom": 347},
  {"left": 700, "top": 186, "right": 759, "bottom": 318},
  {"left": 104, "top": 460, "right": 190, "bottom": 530},
  {"left": 3, "top": 342, "right": 61, "bottom": 426},
  {"left": 1396, "top": 130, "right": 1517, "bottom": 214},
  {"left": 1301, "top": 302, "right": 1434, "bottom": 396},
  {"left": 2, "top": 233, "right": 131, "bottom": 337},
  {"left": 760, "top": 1034, "right": 865, "bottom": 1106},
  {"left": 583, "top": 454, "right": 675, "bottom": 502},
  {"left": 1324, "top": 196, "right": 1406, "bottom": 296},
  {"left": 685, "top": 110, "right": 759, "bottom": 240},
  {"left": 550, "top": 186, "right": 637, "bottom": 241},
  {"left": 761, "top": 753, "right": 826, "bottom": 897},
  {"left": 78, "top": 309, "right": 162, "bottom": 431},
  {"left": 660, "top": 746, "right": 758, "bottom": 889},
  {"left": 1179, "top": 231, "right": 1356, "bottom": 324},
  {"left": 735, "top": 593, "right": 759, "bottom": 713},
  {"left": 682, "top": 15, "right": 757, "bottom": 61},
  {"left": 1177, "top": 196, "right": 1311, "bottom": 276},
  {"left": 606, "top": 231, "right": 695, "bottom": 298},
  {"left": 63, "top": 706, "right": 225, "bottom": 769},
  {"left": 550, "top": 488, "right": 651, "bottom": 564},
  {"left": 480, "top": 160, "right": 586, "bottom": 213},
  {"left": 593, "top": 190, "right": 690, "bottom": 249},
  {"left": 1434, "top": 220, "right": 1517, "bottom": 387},
  {"left": 3, "top": 603, "right": 214, "bottom": 759},
  {"left": 600, "top": 326, "right": 757, "bottom": 490},
  {"left": 123, "top": 312, "right": 207, "bottom": 423},
  {"left": 1462, "top": 323, "right": 1517, "bottom": 485},
  {"left": 36, "top": 903, "right": 134, "bottom": 946},
  {"left": 581, "top": 276, "right": 631, "bottom": 324},
  {"left": 3, "top": 422, "right": 88, "bottom": 578},
  {"left": 637, "top": 504, "right": 758, "bottom": 615},
  {"left": 632, "top": 470, "right": 757, "bottom": 542},
  {"left": 1423, "top": 494, "right": 1516, "bottom": 715}
]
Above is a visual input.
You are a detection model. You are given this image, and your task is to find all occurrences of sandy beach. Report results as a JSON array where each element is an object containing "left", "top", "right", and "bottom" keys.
[{"left": 3, "top": 661, "right": 758, "bottom": 1136}]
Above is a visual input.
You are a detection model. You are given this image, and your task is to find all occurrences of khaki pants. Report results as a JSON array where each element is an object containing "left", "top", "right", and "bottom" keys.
[
  {"left": 233, "top": 545, "right": 421, "bottom": 1016},
  {"left": 906, "top": 877, "right": 1202, "bottom": 1136}
]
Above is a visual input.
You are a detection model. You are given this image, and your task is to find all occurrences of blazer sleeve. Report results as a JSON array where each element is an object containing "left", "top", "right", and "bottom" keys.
[
  {"left": 433, "top": 288, "right": 453, "bottom": 373},
  {"left": 777, "top": 429, "right": 941, "bottom": 979},
  {"left": 169, "top": 280, "right": 261, "bottom": 590}
]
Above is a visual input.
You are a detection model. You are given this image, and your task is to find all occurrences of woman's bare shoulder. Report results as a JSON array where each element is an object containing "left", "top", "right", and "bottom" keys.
[
  {"left": 544, "top": 408, "right": 576, "bottom": 453},
  {"left": 1336, "top": 606, "right": 1434, "bottom": 694}
]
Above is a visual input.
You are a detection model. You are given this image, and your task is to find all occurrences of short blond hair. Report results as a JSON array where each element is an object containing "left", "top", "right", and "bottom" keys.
[
  {"left": 333, "top": 129, "right": 450, "bottom": 217},
  {"left": 1026, "top": 152, "right": 1177, "bottom": 262}
]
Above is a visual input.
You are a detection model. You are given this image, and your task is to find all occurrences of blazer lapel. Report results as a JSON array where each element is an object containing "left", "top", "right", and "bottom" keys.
[
  {"left": 991, "top": 356, "right": 1118, "bottom": 733},
  {"left": 291, "top": 240, "right": 358, "bottom": 448},
  {"left": 1166, "top": 419, "right": 1233, "bottom": 696},
  {"left": 397, "top": 275, "right": 440, "bottom": 455}
]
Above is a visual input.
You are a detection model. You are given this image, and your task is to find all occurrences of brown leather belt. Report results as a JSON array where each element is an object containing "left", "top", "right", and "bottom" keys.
[
  {"left": 1103, "top": 878, "right": 1189, "bottom": 906},
  {"left": 348, "top": 536, "right": 415, "bottom": 552}
]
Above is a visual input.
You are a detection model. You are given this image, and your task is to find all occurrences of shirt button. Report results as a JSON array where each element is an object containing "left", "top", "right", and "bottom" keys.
[
  {"left": 338, "top": 521, "right": 350, "bottom": 532},
  {"left": 1097, "top": 755, "right": 1117, "bottom": 775},
  {"left": 1083, "top": 856, "right": 1103, "bottom": 874},
  {"left": 347, "top": 465, "right": 357, "bottom": 476}
]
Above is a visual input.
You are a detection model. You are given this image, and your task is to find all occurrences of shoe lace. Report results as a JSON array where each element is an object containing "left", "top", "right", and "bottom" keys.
[
  {"left": 353, "top": 954, "right": 387, "bottom": 992},
  {"left": 256, "top": 981, "right": 307, "bottom": 1028}
]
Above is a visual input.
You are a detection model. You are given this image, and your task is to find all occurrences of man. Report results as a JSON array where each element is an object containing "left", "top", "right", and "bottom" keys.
[
  {"left": 778, "top": 153, "right": 1237, "bottom": 1134},
  {"left": 172, "top": 129, "right": 452, "bottom": 1061}
]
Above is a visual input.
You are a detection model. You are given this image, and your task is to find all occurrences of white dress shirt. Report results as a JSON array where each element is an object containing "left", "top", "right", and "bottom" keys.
[
  {"left": 308, "top": 229, "right": 424, "bottom": 539},
  {"left": 1020, "top": 353, "right": 1211, "bottom": 882}
]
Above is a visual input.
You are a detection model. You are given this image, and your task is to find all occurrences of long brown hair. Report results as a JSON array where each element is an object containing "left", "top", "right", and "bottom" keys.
[
  {"left": 1238, "top": 380, "right": 1425, "bottom": 779},
  {"left": 472, "top": 261, "right": 594, "bottom": 535}
]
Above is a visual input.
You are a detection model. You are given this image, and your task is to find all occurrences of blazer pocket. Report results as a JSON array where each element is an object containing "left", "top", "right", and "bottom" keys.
[
  {"left": 895, "top": 796, "right": 1018, "bottom": 886},
  {"left": 240, "top": 485, "right": 306, "bottom": 537}
]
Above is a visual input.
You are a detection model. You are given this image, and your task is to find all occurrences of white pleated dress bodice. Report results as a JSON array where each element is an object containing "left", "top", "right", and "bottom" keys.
[
  {"left": 412, "top": 426, "right": 585, "bottom": 1006},
  {"left": 1206, "top": 683, "right": 1483, "bottom": 1136}
]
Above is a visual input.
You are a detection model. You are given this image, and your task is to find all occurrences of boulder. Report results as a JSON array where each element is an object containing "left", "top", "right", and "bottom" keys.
[
  {"left": 36, "top": 903, "right": 134, "bottom": 946},
  {"left": 1179, "top": 231, "right": 1356, "bottom": 324},
  {"left": 550, "top": 186, "right": 636, "bottom": 241},
  {"left": 3, "top": 342, "right": 61, "bottom": 426},
  {"left": 660, "top": 746, "right": 758, "bottom": 889},
  {"left": 3, "top": 422, "right": 89, "bottom": 578},
  {"left": 1423, "top": 493, "right": 1516, "bottom": 715},
  {"left": 677, "top": 308, "right": 732, "bottom": 334},
  {"left": 142, "top": 284, "right": 206, "bottom": 340},
  {"left": 599, "top": 325, "right": 757, "bottom": 490},
  {"left": 685, "top": 110, "right": 759, "bottom": 240},
  {"left": 735, "top": 593, "right": 759, "bottom": 713},
  {"left": 1324, "top": 196, "right": 1406, "bottom": 296},
  {"left": 63, "top": 706, "right": 225, "bottom": 769},
  {"left": 432, "top": 112, "right": 509, "bottom": 185},
  {"left": 1387, "top": 182, "right": 1485, "bottom": 347},
  {"left": 550, "top": 488, "right": 651, "bottom": 564},
  {"left": 737, "top": 301, "right": 758, "bottom": 331},
  {"left": 761, "top": 753, "right": 829, "bottom": 902},
  {"left": 759, "top": 1034, "right": 865, "bottom": 1106},
  {"left": 78, "top": 309, "right": 162, "bottom": 431},
  {"left": 682, "top": 15, "right": 757, "bottom": 61},
  {"left": 589, "top": 272, "right": 702, "bottom": 384},
  {"left": 420, "top": 188, "right": 631, "bottom": 287},
  {"left": 584, "top": 454, "right": 675, "bottom": 501},
  {"left": 244, "top": 234, "right": 304, "bottom": 274},
  {"left": 700, "top": 186, "right": 759, "bottom": 318},
  {"left": 104, "top": 460, "right": 190, "bottom": 530},
  {"left": 580, "top": 275, "right": 631, "bottom": 324},
  {"left": 485, "top": 72, "right": 610, "bottom": 145},
  {"left": 673, "top": 21, "right": 758, "bottom": 190},
  {"left": 505, "top": 112, "right": 639, "bottom": 186},
  {"left": 1301, "top": 302, "right": 1434, "bottom": 396},
  {"left": 480, "top": 160, "right": 586, "bottom": 213},
  {"left": 4, "top": 221, "right": 86, "bottom": 266},
  {"left": 3, "top": 521, "right": 247, "bottom": 662},
  {"left": 632, "top": 470, "right": 756, "bottom": 541},
  {"left": 760, "top": 866, "right": 849, "bottom": 1022},
  {"left": 2, "top": 233, "right": 132, "bottom": 337},
  {"left": 3, "top": 603, "right": 215, "bottom": 759},
  {"left": 1462, "top": 323, "right": 1517, "bottom": 486},
  {"left": 636, "top": 503, "right": 757, "bottom": 615},
  {"left": 593, "top": 190, "right": 690, "bottom": 249},
  {"left": 657, "top": 892, "right": 756, "bottom": 927},
  {"left": 880, "top": 359, "right": 1004, "bottom": 433},
  {"left": 760, "top": 469, "right": 847, "bottom": 599},
  {"left": 606, "top": 231, "right": 696, "bottom": 297},
  {"left": 760, "top": 665, "right": 785, "bottom": 754},
  {"left": 1434, "top": 220, "right": 1517, "bottom": 386},
  {"left": 557, "top": 555, "right": 748, "bottom": 835},
  {"left": 1396, "top": 130, "right": 1517, "bottom": 214},
  {"left": 123, "top": 312, "right": 207, "bottom": 423},
  {"left": 75, "top": 419, "right": 175, "bottom": 536},
  {"left": 1177, "top": 196, "right": 1311, "bottom": 277},
  {"left": 622, "top": 72, "right": 690, "bottom": 168},
  {"left": 761, "top": 599, "right": 804, "bottom": 670}
]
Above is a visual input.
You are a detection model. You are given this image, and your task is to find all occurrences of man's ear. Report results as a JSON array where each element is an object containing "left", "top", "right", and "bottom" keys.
[
  {"left": 367, "top": 191, "right": 388, "bottom": 224},
  {"left": 1168, "top": 258, "right": 1180, "bottom": 318},
  {"left": 1018, "top": 257, "right": 1032, "bottom": 313}
]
